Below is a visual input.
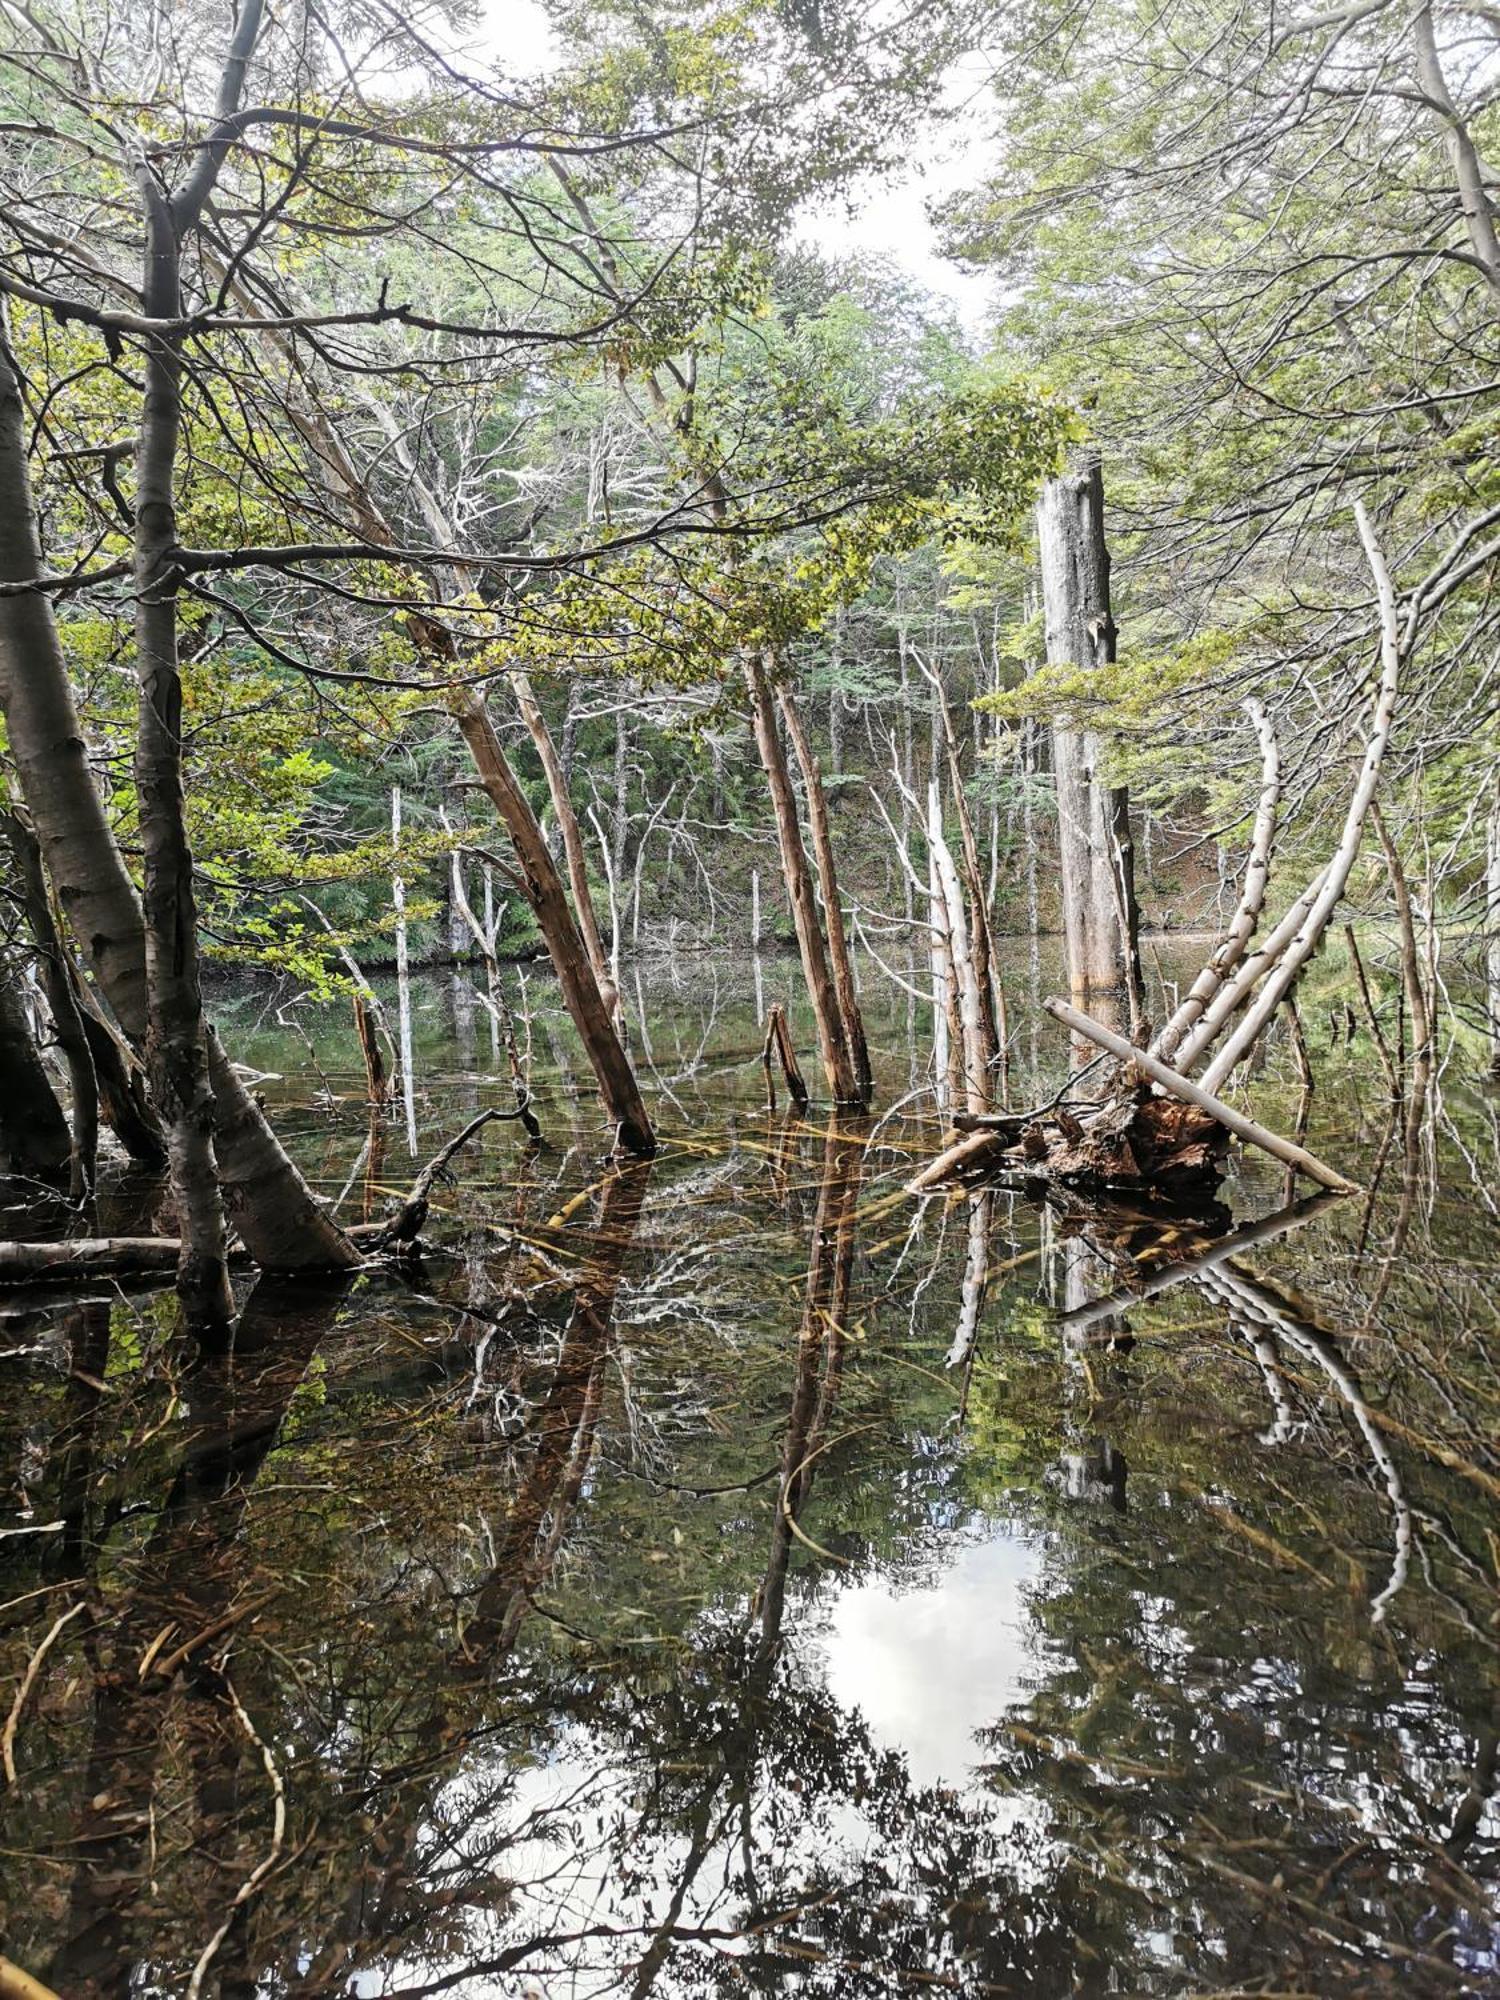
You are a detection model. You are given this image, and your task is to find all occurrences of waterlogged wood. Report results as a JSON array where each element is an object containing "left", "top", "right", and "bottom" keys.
[
  {"left": 909, "top": 1127, "right": 1016, "bottom": 1192},
  {"left": 762, "top": 1003, "right": 810, "bottom": 1112},
  {"left": 374, "top": 1107, "right": 521, "bottom": 1246},
  {"left": 778, "top": 687, "right": 872, "bottom": 1104},
  {"left": 1045, "top": 998, "right": 1359, "bottom": 1193},
  {"left": 0, "top": 1237, "right": 229, "bottom": 1281}
]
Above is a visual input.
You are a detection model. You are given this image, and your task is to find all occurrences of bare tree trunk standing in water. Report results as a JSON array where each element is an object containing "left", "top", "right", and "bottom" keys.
[
  {"left": 777, "top": 686, "right": 873, "bottom": 1103},
  {"left": 746, "top": 653, "right": 861, "bottom": 1105},
  {"left": 1037, "top": 459, "right": 1144, "bottom": 1046}
]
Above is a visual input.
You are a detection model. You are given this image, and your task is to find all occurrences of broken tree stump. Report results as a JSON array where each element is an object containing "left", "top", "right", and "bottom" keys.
[{"left": 1044, "top": 998, "right": 1359, "bottom": 1193}]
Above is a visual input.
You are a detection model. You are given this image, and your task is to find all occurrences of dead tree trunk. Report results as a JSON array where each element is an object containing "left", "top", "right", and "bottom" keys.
[
  {"left": 451, "top": 689, "right": 655, "bottom": 1156},
  {"left": 509, "top": 669, "right": 622, "bottom": 1032},
  {"left": 746, "top": 653, "right": 860, "bottom": 1105},
  {"left": 761, "top": 1002, "right": 810, "bottom": 1112},
  {"left": 777, "top": 686, "right": 872, "bottom": 1103},
  {"left": 921, "top": 655, "right": 1001, "bottom": 1084},
  {"left": 918, "top": 502, "right": 1399, "bottom": 1197},
  {"left": 1153, "top": 700, "right": 1280, "bottom": 1063},
  {"left": 1037, "top": 460, "right": 1143, "bottom": 1028}
]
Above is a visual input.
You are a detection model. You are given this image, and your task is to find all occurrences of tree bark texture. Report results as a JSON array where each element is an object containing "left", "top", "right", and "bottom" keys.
[
  {"left": 0, "top": 958, "right": 72, "bottom": 1186},
  {"left": 747, "top": 654, "right": 860, "bottom": 1105},
  {"left": 134, "top": 180, "right": 234, "bottom": 1331},
  {"left": 509, "top": 669, "right": 622, "bottom": 1029},
  {"left": 451, "top": 688, "right": 655, "bottom": 1155},
  {"left": 0, "top": 298, "right": 355, "bottom": 1273},
  {"left": 4, "top": 811, "right": 99, "bottom": 1195},
  {"left": 1037, "top": 461, "right": 1140, "bottom": 1016}
]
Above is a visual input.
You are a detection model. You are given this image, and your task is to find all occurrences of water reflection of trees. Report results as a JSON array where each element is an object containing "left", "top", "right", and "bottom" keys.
[
  {"left": 963, "top": 1179, "right": 1500, "bottom": 1994},
  {"left": 2, "top": 1056, "right": 1498, "bottom": 1994}
]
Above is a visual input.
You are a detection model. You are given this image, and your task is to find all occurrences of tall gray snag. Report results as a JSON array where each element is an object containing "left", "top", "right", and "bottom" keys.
[{"left": 1037, "top": 460, "right": 1142, "bottom": 1029}]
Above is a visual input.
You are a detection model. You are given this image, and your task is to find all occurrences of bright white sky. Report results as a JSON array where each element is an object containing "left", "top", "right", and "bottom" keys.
[{"left": 475, "top": 0, "right": 997, "bottom": 337}]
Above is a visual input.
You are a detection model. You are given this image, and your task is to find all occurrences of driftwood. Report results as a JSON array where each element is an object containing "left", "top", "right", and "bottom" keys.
[
  {"left": 912, "top": 1001, "right": 1357, "bottom": 1196},
  {"left": 1046, "top": 999, "right": 1359, "bottom": 1193},
  {"left": 367, "top": 1105, "right": 531, "bottom": 1247}
]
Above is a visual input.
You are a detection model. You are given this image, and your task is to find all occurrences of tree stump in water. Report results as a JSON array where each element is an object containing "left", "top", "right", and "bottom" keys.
[{"left": 1035, "top": 1084, "right": 1229, "bottom": 1192}]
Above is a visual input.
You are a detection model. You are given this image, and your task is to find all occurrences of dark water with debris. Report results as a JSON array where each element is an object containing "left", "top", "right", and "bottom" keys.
[{"left": 1, "top": 947, "right": 1497, "bottom": 1996}]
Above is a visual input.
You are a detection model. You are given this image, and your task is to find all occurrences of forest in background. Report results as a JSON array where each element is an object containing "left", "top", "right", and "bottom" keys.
[{"left": 1, "top": 0, "right": 1497, "bottom": 1315}]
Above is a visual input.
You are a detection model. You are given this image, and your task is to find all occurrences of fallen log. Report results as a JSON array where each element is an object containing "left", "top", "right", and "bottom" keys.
[
  {"left": 0, "top": 1237, "right": 232, "bottom": 1282},
  {"left": 0, "top": 1104, "right": 534, "bottom": 1289},
  {"left": 909, "top": 1127, "right": 1016, "bottom": 1192},
  {"left": 1044, "top": 998, "right": 1359, "bottom": 1193}
]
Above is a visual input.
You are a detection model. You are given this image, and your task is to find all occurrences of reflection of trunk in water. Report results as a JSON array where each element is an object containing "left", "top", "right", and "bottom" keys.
[
  {"left": 946, "top": 1188, "right": 994, "bottom": 1374},
  {"left": 462, "top": 1160, "right": 651, "bottom": 1656},
  {"left": 1197, "top": 1261, "right": 1414, "bottom": 1623},
  {"left": 48, "top": 1280, "right": 349, "bottom": 1998},
  {"left": 627, "top": 1121, "right": 867, "bottom": 2000},
  {"left": 1052, "top": 1193, "right": 1408, "bottom": 1591},
  {"left": 1054, "top": 1230, "right": 1130, "bottom": 1514},
  {"left": 294, "top": 1160, "right": 652, "bottom": 1996},
  {"left": 756, "top": 1120, "right": 865, "bottom": 1667},
  {"left": 42, "top": 1299, "right": 112, "bottom": 1576}
]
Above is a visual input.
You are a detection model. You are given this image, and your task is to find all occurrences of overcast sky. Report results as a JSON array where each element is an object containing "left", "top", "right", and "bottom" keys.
[{"left": 478, "top": 0, "right": 997, "bottom": 337}]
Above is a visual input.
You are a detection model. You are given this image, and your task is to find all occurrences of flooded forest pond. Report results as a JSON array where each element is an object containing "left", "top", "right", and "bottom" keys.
[{"left": 2, "top": 946, "right": 1498, "bottom": 1996}]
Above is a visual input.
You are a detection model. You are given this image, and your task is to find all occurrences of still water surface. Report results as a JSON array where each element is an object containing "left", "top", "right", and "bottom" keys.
[{"left": 1, "top": 949, "right": 1497, "bottom": 1995}]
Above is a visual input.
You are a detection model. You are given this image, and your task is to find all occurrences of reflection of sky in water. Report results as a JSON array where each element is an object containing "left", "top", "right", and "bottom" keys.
[
  {"left": 821, "top": 1528, "right": 1039, "bottom": 1790},
  {"left": 360, "top": 1521, "right": 1054, "bottom": 1995}
]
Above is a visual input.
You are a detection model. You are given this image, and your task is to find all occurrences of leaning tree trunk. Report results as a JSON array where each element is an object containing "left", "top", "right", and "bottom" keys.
[
  {"left": 451, "top": 688, "right": 655, "bottom": 1156},
  {"left": 0, "top": 303, "right": 356, "bottom": 1274},
  {"left": 509, "top": 668, "right": 622, "bottom": 1031},
  {"left": 745, "top": 653, "right": 860, "bottom": 1105},
  {"left": 1037, "top": 460, "right": 1143, "bottom": 1033},
  {"left": 777, "top": 686, "right": 872, "bottom": 1103}
]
